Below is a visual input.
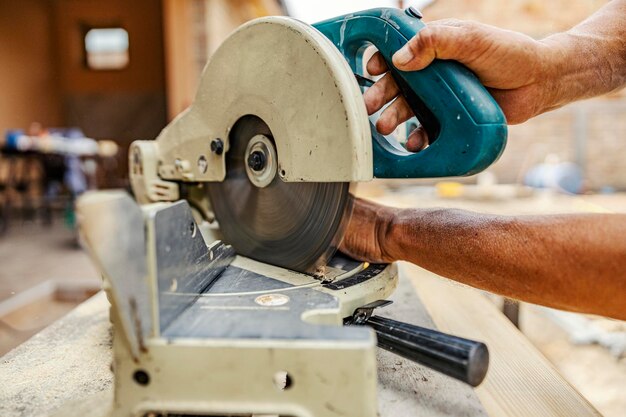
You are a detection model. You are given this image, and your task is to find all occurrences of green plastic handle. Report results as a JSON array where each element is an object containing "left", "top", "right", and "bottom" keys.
[{"left": 314, "top": 8, "right": 507, "bottom": 178}]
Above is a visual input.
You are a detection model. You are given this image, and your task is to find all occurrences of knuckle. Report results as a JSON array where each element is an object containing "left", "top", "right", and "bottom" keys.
[
  {"left": 416, "top": 28, "right": 437, "bottom": 52},
  {"left": 382, "top": 75, "right": 399, "bottom": 97},
  {"left": 370, "top": 83, "right": 390, "bottom": 109},
  {"left": 462, "top": 20, "right": 487, "bottom": 40},
  {"left": 372, "top": 92, "right": 385, "bottom": 110}
]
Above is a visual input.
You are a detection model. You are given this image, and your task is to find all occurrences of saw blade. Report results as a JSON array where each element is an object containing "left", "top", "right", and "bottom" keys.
[{"left": 207, "top": 116, "right": 353, "bottom": 274}]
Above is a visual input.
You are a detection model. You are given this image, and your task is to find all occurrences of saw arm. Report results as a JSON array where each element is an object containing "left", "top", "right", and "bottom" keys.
[{"left": 76, "top": 8, "right": 506, "bottom": 416}]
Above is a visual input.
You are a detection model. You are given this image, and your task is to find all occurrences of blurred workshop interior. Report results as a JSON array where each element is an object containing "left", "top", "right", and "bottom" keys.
[{"left": 0, "top": 1, "right": 624, "bottom": 417}]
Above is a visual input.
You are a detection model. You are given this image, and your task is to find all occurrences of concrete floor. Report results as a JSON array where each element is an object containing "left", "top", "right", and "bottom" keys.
[
  {"left": 0, "top": 190, "right": 624, "bottom": 416},
  {"left": 0, "top": 219, "right": 99, "bottom": 354},
  {"left": 0, "top": 221, "right": 99, "bottom": 302}
]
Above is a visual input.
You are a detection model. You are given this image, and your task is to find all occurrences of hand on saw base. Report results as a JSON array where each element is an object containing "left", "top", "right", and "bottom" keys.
[{"left": 363, "top": 7, "right": 626, "bottom": 146}]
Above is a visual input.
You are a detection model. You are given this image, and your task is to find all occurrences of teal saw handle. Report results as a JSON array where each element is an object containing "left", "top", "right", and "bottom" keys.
[{"left": 314, "top": 8, "right": 508, "bottom": 178}]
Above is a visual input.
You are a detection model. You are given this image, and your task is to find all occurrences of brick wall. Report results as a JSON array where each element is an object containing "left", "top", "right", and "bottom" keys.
[
  {"left": 418, "top": 0, "right": 626, "bottom": 191},
  {"left": 488, "top": 97, "right": 626, "bottom": 190}
]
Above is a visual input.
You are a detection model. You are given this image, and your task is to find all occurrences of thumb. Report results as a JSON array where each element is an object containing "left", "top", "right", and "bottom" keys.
[{"left": 392, "top": 22, "right": 470, "bottom": 71}]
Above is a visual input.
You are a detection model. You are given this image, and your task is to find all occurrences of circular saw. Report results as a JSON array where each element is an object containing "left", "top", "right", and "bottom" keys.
[
  {"left": 129, "top": 9, "right": 507, "bottom": 274},
  {"left": 130, "top": 9, "right": 506, "bottom": 273},
  {"left": 78, "top": 8, "right": 510, "bottom": 416}
]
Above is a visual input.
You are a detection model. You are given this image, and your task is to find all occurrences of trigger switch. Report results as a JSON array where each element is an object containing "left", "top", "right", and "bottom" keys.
[{"left": 406, "top": 7, "right": 423, "bottom": 19}]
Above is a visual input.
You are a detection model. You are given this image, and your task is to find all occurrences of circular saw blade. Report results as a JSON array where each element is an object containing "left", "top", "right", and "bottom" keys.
[{"left": 207, "top": 116, "right": 353, "bottom": 274}]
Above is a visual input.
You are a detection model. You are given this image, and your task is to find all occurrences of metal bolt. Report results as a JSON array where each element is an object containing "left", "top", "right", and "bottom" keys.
[
  {"left": 133, "top": 369, "right": 150, "bottom": 386},
  {"left": 247, "top": 150, "right": 266, "bottom": 171},
  {"left": 406, "top": 6, "right": 423, "bottom": 19},
  {"left": 210, "top": 139, "right": 224, "bottom": 155}
]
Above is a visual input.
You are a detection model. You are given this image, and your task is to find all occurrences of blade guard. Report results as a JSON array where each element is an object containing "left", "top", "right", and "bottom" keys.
[{"left": 314, "top": 8, "right": 508, "bottom": 178}]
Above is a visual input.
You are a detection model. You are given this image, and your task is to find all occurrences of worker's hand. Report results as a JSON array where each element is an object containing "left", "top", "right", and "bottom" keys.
[
  {"left": 340, "top": 198, "right": 399, "bottom": 263},
  {"left": 363, "top": 19, "right": 559, "bottom": 151}
]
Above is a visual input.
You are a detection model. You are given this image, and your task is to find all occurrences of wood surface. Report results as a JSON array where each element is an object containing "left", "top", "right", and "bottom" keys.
[
  {"left": 404, "top": 263, "right": 601, "bottom": 417},
  {"left": 0, "top": 186, "right": 606, "bottom": 416},
  {"left": 0, "top": 292, "right": 113, "bottom": 417}
]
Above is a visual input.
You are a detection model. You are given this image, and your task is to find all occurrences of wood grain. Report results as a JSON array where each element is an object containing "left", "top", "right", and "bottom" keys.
[{"left": 403, "top": 263, "right": 602, "bottom": 417}]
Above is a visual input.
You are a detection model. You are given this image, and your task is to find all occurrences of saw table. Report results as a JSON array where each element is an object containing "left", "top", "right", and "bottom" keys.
[{"left": 0, "top": 262, "right": 599, "bottom": 417}]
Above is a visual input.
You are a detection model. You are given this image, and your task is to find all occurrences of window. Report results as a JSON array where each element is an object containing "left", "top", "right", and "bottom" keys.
[{"left": 84, "top": 28, "right": 129, "bottom": 70}]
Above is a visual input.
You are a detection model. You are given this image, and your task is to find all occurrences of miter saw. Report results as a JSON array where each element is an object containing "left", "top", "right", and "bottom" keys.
[{"left": 77, "top": 7, "right": 507, "bottom": 417}]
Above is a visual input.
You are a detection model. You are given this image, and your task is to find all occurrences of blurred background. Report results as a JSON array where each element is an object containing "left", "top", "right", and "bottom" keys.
[{"left": 0, "top": 1, "right": 624, "bottom": 416}]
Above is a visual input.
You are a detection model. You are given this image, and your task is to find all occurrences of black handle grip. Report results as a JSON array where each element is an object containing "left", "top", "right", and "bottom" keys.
[{"left": 366, "top": 315, "right": 489, "bottom": 386}]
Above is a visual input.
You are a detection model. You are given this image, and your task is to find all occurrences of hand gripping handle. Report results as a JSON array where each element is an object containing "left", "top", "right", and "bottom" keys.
[{"left": 314, "top": 8, "right": 508, "bottom": 178}]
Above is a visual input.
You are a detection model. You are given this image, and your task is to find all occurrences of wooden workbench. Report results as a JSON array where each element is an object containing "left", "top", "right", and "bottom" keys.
[
  {"left": 0, "top": 263, "right": 599, "bottom": 417},
  {"left": 0, "top": 186, "right": 608, "bottom": 416}
]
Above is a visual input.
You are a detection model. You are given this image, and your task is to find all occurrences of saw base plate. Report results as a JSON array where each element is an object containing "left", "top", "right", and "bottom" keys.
[{"left": 77, "top": 191, "right": 397, "bottom": 417}]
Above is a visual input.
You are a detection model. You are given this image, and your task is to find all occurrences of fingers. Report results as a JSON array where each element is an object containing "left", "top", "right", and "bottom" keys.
[
  {"left": 366, "top": 51, "right": 388, "bottom": 76},
  {"left": 406, "top": 126, "right": 429, "bottom": 152},
  {"left": 366, "top": 22, "right": 478, "bottom": 136},
  {"left": 376, "top": 96, "right": 414, "bottom": 135},
  {"left": 363, "top": 72, "right": 400, "bottom": 115},
  {"left": 392, "top": 21, "right": 470, "bottom": 71}
]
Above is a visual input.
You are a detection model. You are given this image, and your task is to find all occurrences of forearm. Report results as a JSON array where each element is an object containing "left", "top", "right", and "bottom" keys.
[
  {"left": 541, "top": 0, "right": 626, "bottom": 111},
  {"left": 387, "top": 209, "right": 626, "bottom": 319}
]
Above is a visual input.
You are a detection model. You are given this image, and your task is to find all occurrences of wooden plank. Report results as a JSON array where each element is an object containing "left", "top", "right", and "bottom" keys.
[{"left": 403, "top": 263, "right": 601, "bottom": 417}]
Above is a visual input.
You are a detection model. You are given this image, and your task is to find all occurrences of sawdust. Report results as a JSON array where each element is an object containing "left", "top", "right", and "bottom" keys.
[
  {"left": 0, "top": 292, "right": 113, "bottom": 417},
  {"left": 376, "top": 276, "right": 487, "bottom": 417},
  {"left": 313, "top": 264, "right": 333, "bottom": 283}
]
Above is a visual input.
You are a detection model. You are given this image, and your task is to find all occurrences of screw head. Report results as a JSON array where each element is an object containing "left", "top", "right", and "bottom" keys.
[
  {"left": 133, "top": 369, "right": 150, "bottom": 386},
  {"left": 247, "top": 150, "right": 266, "bottom": 171},
  {"left": 406, "top": 6, "right": 423, "bottom": 19},
  {"left": 210, "top": 139, "right": 224, "bottom": 155}
]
